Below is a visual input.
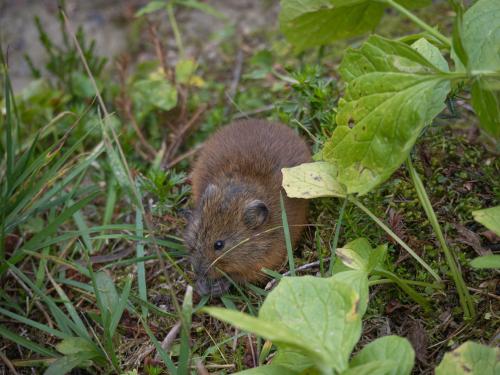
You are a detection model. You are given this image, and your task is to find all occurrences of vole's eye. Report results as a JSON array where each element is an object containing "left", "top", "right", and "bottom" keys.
[{"left": 214, "top": 240, "right": 225, "bottom": 251}]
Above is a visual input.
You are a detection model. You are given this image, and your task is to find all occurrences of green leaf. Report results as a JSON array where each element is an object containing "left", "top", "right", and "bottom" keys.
[
  {"left": 44, "top": 352, "right": 95, "bottom": 375},
  {"left": 435, "top": 341, "right": 500, "bottom": 375},
  {"left": 341, "top": 361, "right": 401, "bottom": 375},
  {"left": 460, "top": 0, "right": 500, "bottom": 72},
  {"left": 175, "top": 59, "right": 197, "bottom": 84},
  {"left": 336, "top": 248, "right": 368, "bottom": 271},
  {"left": 236, "top": 365, "right": 301, "bottom": 375},
  {"left": 349, "top": 335, "right": 415, "bottom": 375},
  {"left": 459, "top": 0, "right": 500, "bottom": 139},
  {"left": 471, "top": 80, "right": 500, "bottom": 139},
  {"left": 282, "top": 162, "right": 346, "bottom": 199},
  {"left": 323, "top": 35, "right": 450, "bottom": 195},
  {"left": 95, "top": 271, "right": 119, "bottom": 325},
  {"left": 332, "top": 270, "right": 369, "bottom": 317},
  {"left": 279, "top": 0, "right": 431, "bottom": 51},
  {"left": 260, "top": 277, "right": 362, "bottom": 372},
  {"left": 472, "top": 205, "right": 500, "bottom": 235},
  {"left": 411, "top": 38, "right": 449, "bottom": 72},
  {"left": 56, "top": 337, "right": 98, "bottom": 356},
  {"left": 470, "top": 255, "right": 500, "bottom": 269},
  {"left": 205, "top": 277, "right": 362, "bottom": 373},
  {"left": 132, "top": 78, "right": 177, "bottom": 111}
]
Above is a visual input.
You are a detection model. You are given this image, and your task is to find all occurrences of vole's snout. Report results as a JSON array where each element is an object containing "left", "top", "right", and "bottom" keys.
[{"left": 191, "top": 256, "right": 231, "bottom": 296}]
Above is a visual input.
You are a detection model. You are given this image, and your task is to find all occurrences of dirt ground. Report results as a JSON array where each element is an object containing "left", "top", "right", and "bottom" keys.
[{"left": 1, "top": 0, "right": 279, "bottom": 92}]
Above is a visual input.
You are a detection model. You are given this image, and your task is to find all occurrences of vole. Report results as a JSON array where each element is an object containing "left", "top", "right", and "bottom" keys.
[{"left": 184, "top": 119, "right": 311, "bottom": 296}]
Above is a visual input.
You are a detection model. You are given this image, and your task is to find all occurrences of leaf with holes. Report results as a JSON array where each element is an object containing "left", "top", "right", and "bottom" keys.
[
  {"left": 282, "top": 162, "right": 346, "bottom": 199},
  {"left": 435, "top": 341, "right": 500, "bottom": 375},
  {"left": 323, "top": 35, "right": 450, "bottom": 195}
]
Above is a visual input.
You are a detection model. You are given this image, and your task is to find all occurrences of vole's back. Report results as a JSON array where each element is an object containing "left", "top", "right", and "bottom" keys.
[{"left": 192, "top": 120, "right": 311, "bottom": 201}]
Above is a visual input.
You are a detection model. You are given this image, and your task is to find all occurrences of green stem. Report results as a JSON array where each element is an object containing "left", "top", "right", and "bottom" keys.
[
  {"left": 384, "top": 0, "right": 451, "bottom": 48},
  {"left": 349, "top": 196, "right": 442, "bottom": 283},
  {"left": 167, "top": 3, "right": 185, "bottom": 59},
  {"left": 406, "top": 158, "right": 475, "bottom": 319},
  {"left": 328, "top": 198, "right": 348, "bottom": 276}
]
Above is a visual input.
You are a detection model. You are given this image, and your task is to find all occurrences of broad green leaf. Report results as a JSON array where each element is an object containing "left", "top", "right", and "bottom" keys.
[
  {"left": 459, "top": 0, "right": 500, "bottom": 139},
  {"left": 341, "top": 361, "right": 401, "bottom": 375},
  {"left": 175, "top": 59, "right": 198, "bottom": 84},
  {"left": 272, "top": 348, "right": 315, "bottom": 374},
  {"left": 95, "top": 271, "right": 119, "bottom": 322},
  {"left": 411, "top": 38, "right": 449, "bottom": 72},
  {"left": 132, "top": 77, "right": 177, "bottom": 111},
  {"left": 56, "top": 337, "right": 98, "bottom": 356},
  {"left": 44, "top": 352, "right": 95, "bottom": 375},
  {"left": 259, "top": 277, "right": 362, "bottom": 373},
  {"left": 206, "top": 277, "right": 362, "bottom": 373},
  {"left": 472, "top": 205, "right": 500, "bottom": 235},
  {"left": 435, "top": 341, "right": 500, "bottom": 375},
  {"left": 282, "top": 162, "right": 346, "bottom": 199},
  {"left": 279, "top": 0, "right": 431, "bottom": 51},
  {"left": 470, "top": 255, "right": 500, "bottom": 269},
  {"left": 367, "top": 244, "right": 387, "bottom": 272},
  {"left": 336, "top": 248, "right": 368, "bottom": 271},
  {"left": 323, "top": 35, "right": 450, "bottom": 195},
  {"left": 460, "top": 0, "right": 500, "bottom": 72},
  {"left": 203, "top": 307, "right": 316, "bottom": 360},
  {"left": 471, "top": 80, "right": 500, "bottom": 139},
  {"left": 349, "top": 335, "right": 415, "bottom": 375},
  {"left": 237, "top": 365, "right": 301, "bottom": 375},
  {"left": 332, "top": 270, "right": 369, "bottom": 317}
]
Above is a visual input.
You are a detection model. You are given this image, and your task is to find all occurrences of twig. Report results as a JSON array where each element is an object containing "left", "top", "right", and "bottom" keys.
[
  {"left": 467, "top": 287, "right": 500, "bottom": 301},
  {"left": 0, "top": 351, "right": 20, "bottom": 375},
  {"left": 148, "top": 23, "right": 170, "bottom": 79},
  {"left": 154, "top": 321, "right": 182, "bottom": 361},
  {"left": 224, "top": 49, "right": 244, "bottom": 118},
  {"left": 166, "top": 143, "right": 203, "bottom": 168},
  {"left": 163, "top": 104, "right": 207, "bottom": 166},
  {"left": 195, "top": 360, "right": 210, "bottom": 375},
  {"left": 232, "top": 105, "right": 274, "bottom": 120}
]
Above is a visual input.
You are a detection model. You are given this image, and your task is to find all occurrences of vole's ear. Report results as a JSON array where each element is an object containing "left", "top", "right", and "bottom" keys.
[{"left": 243, "top": 200, "right": 269, "bottom": 229}]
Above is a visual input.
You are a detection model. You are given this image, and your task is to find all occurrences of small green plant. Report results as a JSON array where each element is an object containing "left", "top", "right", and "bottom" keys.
[
  {"left": 280, "top": 0, "right": 500, "bottom": 319},
  {"left": 140, "top": 169, "right": 190, "bottom": 216}
]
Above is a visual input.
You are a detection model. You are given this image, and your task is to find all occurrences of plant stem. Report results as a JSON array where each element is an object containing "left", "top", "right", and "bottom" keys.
[
  {"left": 328, "top": 198, "right": 348, "bottom": 276},
  {"left": 349, "top": 196, "right": 442, "bottom": 283},
  {"left": 167, "top": 3, "right": 185, "bottom": 59},
  {"left": 384, "top": 0, "right": 451, "bottom": 48},
  {"left": 406, "top": 158, "right": 476, "bottom": 319}
]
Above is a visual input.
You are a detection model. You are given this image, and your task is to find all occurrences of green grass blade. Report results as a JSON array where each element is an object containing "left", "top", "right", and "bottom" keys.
[
  {"left": 109, "top": 274, "right": 133, "bottom": 337},
  {"left": 0, "top": 324, "right": 58, "bottom": 358},
  {"left": 8, "top": 265, "right": 82, "bottom": 336},
  {"left": 407, "top": 158, "right": 475, "bottom": 319},
  {"left": 328, "top": 198, "right": 347, "bottom": 276},
  {"left": 135, "top": 198, "right": 148, "bottom": 318},
  {"left": 279, "top": 193, "right": 295, "bottom": 276},
  {"left": 0, "top": 307, "right": 69, "bottom": 340},
  {"left": 178, "top": 286, "right": 193, "bottom": 375},
  {"left": 1, "top": 192, "right": 99, "bottom": 275}
]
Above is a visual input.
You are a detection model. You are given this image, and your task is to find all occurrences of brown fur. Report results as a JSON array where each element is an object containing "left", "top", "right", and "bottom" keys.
[{"left": 184, "top": 119, "right": 311, "bottom": 295}]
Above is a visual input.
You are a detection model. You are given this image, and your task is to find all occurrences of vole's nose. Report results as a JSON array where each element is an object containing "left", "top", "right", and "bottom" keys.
[{"left": 195, "top": 277, "right": 231, "bottom": 297}]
